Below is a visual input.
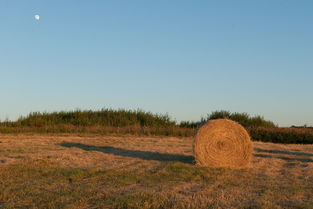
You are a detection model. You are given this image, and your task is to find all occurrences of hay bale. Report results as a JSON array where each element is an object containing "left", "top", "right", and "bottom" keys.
[{"left": 194, "top": 119, "right": 252, "bottom": 168}]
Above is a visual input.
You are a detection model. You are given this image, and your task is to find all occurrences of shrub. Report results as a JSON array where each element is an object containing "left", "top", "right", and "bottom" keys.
[
  {"left": 248, "top": 127, "right": 313, "bottom": 144},
  {"left": 180, "top": 111, "right": 276, "bottom": 129},
  {"left": 0, "top": 109, "right": 196, "bottom": 137},
  {"left": 179, "top": 119, "right": 205, "bottom": 129},
  {"left": 16, "top": 109, "right": 176, "bottom": 128},
  {"left": 180, "top": 111, "right": 312, "bottom": 144},
  {"left": 1, "top": 109, "right": 312, "bottom": 144},
  {"left": 207, "top": 110, "right": 276, "bottom": 128}
]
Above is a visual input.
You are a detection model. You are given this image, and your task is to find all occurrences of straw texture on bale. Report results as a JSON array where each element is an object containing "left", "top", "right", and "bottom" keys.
[{"left": 194, "top": 119, "right": 252, "bottom": 168}]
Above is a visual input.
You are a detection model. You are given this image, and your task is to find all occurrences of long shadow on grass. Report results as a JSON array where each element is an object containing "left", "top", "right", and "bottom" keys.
[
  {"left": 59, "top": 142, "right": 194, "bottom": 164},
  {"left": 254, "top": 148, "right": 313, "bottom": 163}
]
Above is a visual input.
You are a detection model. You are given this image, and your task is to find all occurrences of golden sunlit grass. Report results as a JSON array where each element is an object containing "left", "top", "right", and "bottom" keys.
[{"left": 0, "top": 134, "right": 313, "bottom": 208}]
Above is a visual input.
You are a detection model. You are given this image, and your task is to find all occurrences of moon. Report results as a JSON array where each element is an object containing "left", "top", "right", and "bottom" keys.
[{"left": 34, "top": 15, "right": 40, "bottom": 20}]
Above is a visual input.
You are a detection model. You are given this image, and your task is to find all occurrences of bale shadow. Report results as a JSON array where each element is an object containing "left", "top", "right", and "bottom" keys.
[
  {"left": 254, "top": 148, "right": 313, "bottom": 163},
  {"left": 59, "top": 142, "right": 195, "bottom": 164}
]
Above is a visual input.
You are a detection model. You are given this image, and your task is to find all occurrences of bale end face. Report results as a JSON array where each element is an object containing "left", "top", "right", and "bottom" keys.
[{"left": 193, "top": 119, "right": 252, "bottom": 168}]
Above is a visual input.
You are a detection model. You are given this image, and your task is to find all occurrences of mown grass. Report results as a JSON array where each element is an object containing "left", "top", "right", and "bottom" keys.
[
  {"left": 1, "top": 134, "right": 312, "bottom": 208},
  {"left": 1, "top": 161, "right": 312, "bottom": 209}
]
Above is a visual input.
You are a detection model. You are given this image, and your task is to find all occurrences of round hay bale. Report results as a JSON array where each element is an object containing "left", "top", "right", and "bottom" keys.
[{"left": 194, "top": 119, "right": 252, "bottom": 168}]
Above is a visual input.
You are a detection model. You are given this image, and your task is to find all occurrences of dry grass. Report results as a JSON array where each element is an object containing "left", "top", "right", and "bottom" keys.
[{"left": 0, "top": 133, "right": 313, "bottom": 208}]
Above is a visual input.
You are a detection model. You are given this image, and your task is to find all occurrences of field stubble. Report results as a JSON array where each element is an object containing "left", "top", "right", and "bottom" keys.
[{"left": 0, "top": 134, "right": 312, "bottom": 209}]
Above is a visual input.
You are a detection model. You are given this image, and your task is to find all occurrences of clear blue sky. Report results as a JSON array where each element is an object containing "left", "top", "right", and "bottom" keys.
[{"left": 1, "top": 0, "right": 313, "bottom": 126}]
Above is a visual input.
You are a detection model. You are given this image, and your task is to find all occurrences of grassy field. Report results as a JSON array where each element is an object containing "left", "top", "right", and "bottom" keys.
[{"left": 0, "top": 134, "right": 313, "bottom": 209}]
